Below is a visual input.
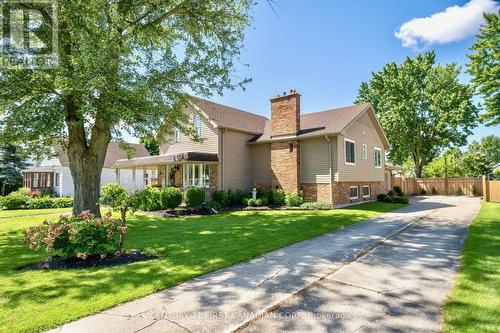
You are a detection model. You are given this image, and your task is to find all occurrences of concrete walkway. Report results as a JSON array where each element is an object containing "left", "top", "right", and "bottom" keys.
[{"left": 49, "top": 196, "right": 480, "bottom": 333}]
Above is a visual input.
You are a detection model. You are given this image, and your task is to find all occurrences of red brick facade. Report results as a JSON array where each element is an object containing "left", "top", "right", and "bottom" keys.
[
  {"left": 302, "top": 183, "right": 331, "bottom": 203},
  {"left": 331, "top": 181, "right": 382, "bottom": 206},
  {"left": 270, "top": 90, "right": 300, "bottom": 137},
  {"left": 271, "top": 141, "right": 300, "bottom": 193}
]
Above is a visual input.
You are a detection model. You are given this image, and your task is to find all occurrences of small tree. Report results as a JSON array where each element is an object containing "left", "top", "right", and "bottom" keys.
[
  {"left": 99, "top": 184, "right": 135, "bottom": 253},
  {"left": 0, "top": 145, "right": 30, "bottom": 195}
]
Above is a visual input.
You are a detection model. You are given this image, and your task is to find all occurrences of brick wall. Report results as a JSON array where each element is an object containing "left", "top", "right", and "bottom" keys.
[
  {"left": 174, "top": 165, "right": 183, "bottom": 187},
  {"left": 270, "top": 90, "right": 300, "bottom": 137},
  {"left": 331, "top": 181, "right": 383, "bottom": 206},
  {"left": 302, "top": 183, "right": 331, "bottom": 203},
  {"left": 271, "top": 141, "right": 300, "bottom": 193}
]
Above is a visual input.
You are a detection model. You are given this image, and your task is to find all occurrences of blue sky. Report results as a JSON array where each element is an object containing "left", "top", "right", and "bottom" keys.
[{"left": 207, "top": 0, "right": 499, "bottom": 145}]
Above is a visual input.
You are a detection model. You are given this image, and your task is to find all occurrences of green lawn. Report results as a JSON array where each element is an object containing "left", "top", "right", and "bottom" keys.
[
  {"left": 0, "top": 207, "right": 70, "bottom": 218},
  {"left": 0, "top": 202, "right": 402, "bottom": 333},
  {"left": 443, "top": 202, "right": 500, "bottom": 332}
]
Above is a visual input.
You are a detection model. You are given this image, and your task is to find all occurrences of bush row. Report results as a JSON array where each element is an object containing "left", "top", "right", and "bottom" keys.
[
  {"left": 210, "top": 188, "right": 306, "bottom": 208},
  {"left": 130, "top": 186, "right": 204, "bottom": 211},
  {"left": 377, "top": 187, "right": 409, "bottom": 204},
  {"left": 0, "top": 189, "right": 73, "bottom": 210}
]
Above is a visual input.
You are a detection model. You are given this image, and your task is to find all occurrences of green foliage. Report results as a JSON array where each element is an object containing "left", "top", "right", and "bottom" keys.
[
  {"left": 247, "top": 199, "right": 256, "bottom": 207},
  {"left": 100, "top": 184, "right": 128, "bottom": 210},
  {"left": 212, "top": 190, "right": 231, "bottom": 207},
  {"left": 0, "top": 145, "right": 29, "bottom": 195},
  {"left": 255, "top": 198, "right": 264, "bottom": 206},
  {"left": 139, "top": 134, "right": 160, "bottom": 156},
  {"left": 24, "top": 211, "right": 121, "bottom": 259},
  {"left": 185, "top": 188, "right": 205, "bottom": 208},
  {"left": 431, "top": 186, "right": 438, "bottom": 195},
  {"left": 299, "top": 202, "right": 331, "bottom": 210},
  {"left": 0, "top": 191, "right": 29, "bottom": 210},
  {"left": 161, "top": 187, "right": 182, "bottom": 210},
  {"left": 285, "top": 191, "right": 304, "bottom": 207},
  {"left": 356, "top": 51, "right": 478, "bottom": 177},
  {"left": 52, "top": 197, "right": 74, "bottom": 208},
  {"left": 0, "top": 1, "right": 256, "bottom": 213},
  {"left": 273, "top": 189, "right": 286, "bottom": 206},
  {"left": 378, "top": 193, "right": 408, "bottom": 204},
  {"left": 131, "top": 187, "right": 163, "bottom": 211},
  {"left": 229, "top": 189, "right": 248, "bottom": 205},
  {"left": 467, "top": 135, "right": 500, "bottom": 169},
  {"left": 493, "top": 169, "right": 500, "bottom": 179},
  {"left": 27, "top": 196, "right": 54, "bottom": 209},
  {"left": 205, "top": 201, "right": 221, "bottom": 211},
  {"left": 377, "top": 193, "right": 388, "bottom": 202},
  {"left": 467, "top": 11, "right": 500, "bottom": 126},
  {"left": 241, "top": 196, "right": 251, "bottom": 206},
  {"left": 393, "top": 186, "right": 403, "bottom": 196}
]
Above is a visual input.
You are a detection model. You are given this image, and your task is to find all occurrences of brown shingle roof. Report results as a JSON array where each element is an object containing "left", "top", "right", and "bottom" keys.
[
  {"left": 193, "top": 97, "right": 268, "bottom": 134},
  {"left": 113, "top": 152, "right": 218, "bottom": 169},
  {"left": 54, "top": 142, "right": 150, "bottom": 168},
  {"left": 249, "top": 103, "right": 372, "bottom": 142}
]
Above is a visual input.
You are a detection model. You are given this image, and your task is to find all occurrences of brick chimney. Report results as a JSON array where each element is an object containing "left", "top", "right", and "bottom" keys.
[
  {"left": 270, "top": 89, "right": 300, "bottom": 137},
  {"left": 270, "top": 89, "right": 300, "bottom": 193}
]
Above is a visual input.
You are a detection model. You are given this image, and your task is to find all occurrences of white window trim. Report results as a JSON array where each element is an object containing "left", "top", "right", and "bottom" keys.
[
  {"left": 349, "top": 186, "right": 359, "bottom": 199},
  {"left": 362, "top": 185, "right": 371, "bottom": 198},
  {"left": 194, "top": 114, "right": 202, "bottom": 137},
  {"left": 374, "top": 147, "right": 382, "bottom": 168},
  {"left": 344, "top": 138, "right": 356, "bottom": 165},
  {"left": 174, "top": 128, "right": 181, "bottom": 143},
  {"left": 183, "top": 164, "right": 210, "bottom": 188},
  {"left": 362, "top": 144, "right": 368, "bottom": 160}
]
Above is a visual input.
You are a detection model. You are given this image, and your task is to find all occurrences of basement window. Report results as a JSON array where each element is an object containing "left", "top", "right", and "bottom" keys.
[
  {"left": 349, "top": 186, "right": 359, "bottom": 200},
  {"left": 363, "top": 185, "right": 371, "bottom": 198}
]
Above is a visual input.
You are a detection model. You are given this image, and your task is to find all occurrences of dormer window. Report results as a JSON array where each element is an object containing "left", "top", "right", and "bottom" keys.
[{"left": 194, "top": 114, "right": 201, "bottom": 136}]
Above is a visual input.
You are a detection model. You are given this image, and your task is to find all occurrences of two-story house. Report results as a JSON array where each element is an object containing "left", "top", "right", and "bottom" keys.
[{"left": 113, "top": 89, "right": 391, "bottom": 206}]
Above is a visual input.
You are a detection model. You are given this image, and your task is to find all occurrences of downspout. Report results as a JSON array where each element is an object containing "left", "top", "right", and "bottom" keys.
[
  {"left": 219, "top": 129, "right": 224, "bottom": 190},
  {"left": 325, "top": 136, "right": 334, "bottom": 207}
]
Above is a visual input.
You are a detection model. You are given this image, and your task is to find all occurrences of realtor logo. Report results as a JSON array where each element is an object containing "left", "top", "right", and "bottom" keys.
[{"left": 0, "top": 0, "right": 58, "bottom": 68}]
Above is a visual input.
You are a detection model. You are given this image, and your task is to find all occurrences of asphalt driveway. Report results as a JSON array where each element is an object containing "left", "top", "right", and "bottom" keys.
[
  {"left": 49, "top": 196, "right": 480, "bottom": 333},
  {"left": 241, "top": 196, "right": 480, "bottom": 332}
]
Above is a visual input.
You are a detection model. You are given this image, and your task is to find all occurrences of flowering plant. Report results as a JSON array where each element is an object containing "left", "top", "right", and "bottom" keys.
[{"left": 24, "top": 211, "right": 122, "bottom": 259}]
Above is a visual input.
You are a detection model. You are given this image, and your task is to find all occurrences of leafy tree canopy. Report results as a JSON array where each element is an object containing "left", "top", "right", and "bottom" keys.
[
  {"left": 0, "top": 145, "right": 30, "bottom": 195},
  {"left": 0, "top": 0, "right": 256, "bottom": 215},
  {"left": 467, "top": 10, "right": 500, "bottom": 126},
  {"left": 139, "top": 134, "right": 160, "bottom": 156},
  {"left": 356, "top": 51, "right": 478, "bottom": 177}
]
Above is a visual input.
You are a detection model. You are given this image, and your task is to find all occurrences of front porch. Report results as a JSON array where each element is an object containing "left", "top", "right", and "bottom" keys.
[{"left": 113, "top": 152, "right": 219, "bottom": 197}]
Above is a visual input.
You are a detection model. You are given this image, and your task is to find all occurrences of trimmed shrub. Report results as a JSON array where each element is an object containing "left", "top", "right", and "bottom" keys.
[
  {"left": 255, "top": 198, "right": 264, "bottom": 206},
  {"left": 393, "top": 186, "right": 403, "bottom": 196},
  {"left": 16, "top": 188, "right": 31, "bottom": 196},
  {"left": 247, "top": 199, "right": 256, "bottom": 207},
  {"left": 27, "top": 196, "right": 54, "bottom": 209},
  {"left": 161, "top": 187, "right": 182, "bottom": 209},
  {"left": 0, "top": 192, "right": 29, "bottom": 210},
  {"left": 24, "top": 211, "right": 121, "bottom": 259},
  {"left": 273, "top": 189, "right": 286, "bottom": 206},
  {"left": 52, "top": 197, "right": 74, "bottom": 208},
  {"left": 230, "top": 189, "right": 247, "bottom": 205},
  {"left": 212, "top": 190, "right": 231, "bottom": 207},
  {"left": 399, "top": 196, "right": 409, "bottom": 204},
  {"left": 387, "top": 190, "right": 396, "bottom": 196},
  {"left": 185, "top": 188, "right": 205, "bottom": 208},
  {"left": 241, "top": 196, "right": 251, "bottom": 206},
  {"left": 131, "top": 187, "right": 163, "bottom": 211},
  {"left": 299, "top": 202, "right": 331, "bottom": 210},
  {"left": 205, "top": 201, "right": 221, "bottom": 211},
  {"left": 285, "top": 191, "right": 304, "bottom": 207},
  {"left": 377, "top": 193, "right": 388, "bottom": 202}
]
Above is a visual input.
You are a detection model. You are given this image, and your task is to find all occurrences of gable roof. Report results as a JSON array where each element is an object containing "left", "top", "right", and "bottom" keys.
[
  {"left": 53, "top": 142, "right": 150, "bottom": 168},
  {"left": 192, "top": 97, "right": 268, "bottom": 134},
  {"left": 248, "top": 103, "right": 390, "bottom": 148}
]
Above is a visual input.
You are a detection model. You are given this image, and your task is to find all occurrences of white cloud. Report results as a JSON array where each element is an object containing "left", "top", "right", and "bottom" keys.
[{"left": 395, "top": 0, "right": 499, "bottom": 49}]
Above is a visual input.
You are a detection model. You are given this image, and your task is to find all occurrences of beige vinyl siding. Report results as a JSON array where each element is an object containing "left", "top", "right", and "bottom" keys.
[
  {"left": 221, "top": 130, "right": 254, "bottom": 190},
  {"left": 330, "top": 136, "right": 339, "bottom": 181},
  {"left": 337, "top": 112, "right": 385, "bottom": 181},
  {"left": 250, "top": 144, "right": 271, "bottom": 185},
  {"left": 300, "top": 138, "right": 331, "bottom": 183},
  {"left": 160, "top": 107, "right": 218, "bottom": 155}
]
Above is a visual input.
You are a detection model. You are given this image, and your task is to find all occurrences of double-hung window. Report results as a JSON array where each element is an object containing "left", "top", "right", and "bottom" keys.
[
  {"left": 362, "top": 144, "right": 368, "bottom": 159},
  {"left": 345, "top": 139, "right": 356, "bottom": 165},
  {"left": 374, "top": 148, "right": 382, "bottom": 168}
]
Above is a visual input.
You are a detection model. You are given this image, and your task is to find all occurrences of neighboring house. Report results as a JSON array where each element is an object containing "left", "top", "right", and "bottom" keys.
[
  {"left": 113, "top": 89, "right": 391, "bottom": 206},
  {"left": 22, "top": 142, "right": 150, "bottom": 196}
]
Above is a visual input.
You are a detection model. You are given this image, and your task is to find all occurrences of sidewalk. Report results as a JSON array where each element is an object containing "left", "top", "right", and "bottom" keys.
[{"left": 49, "top": 196, "right": 467, "bottom": 333}]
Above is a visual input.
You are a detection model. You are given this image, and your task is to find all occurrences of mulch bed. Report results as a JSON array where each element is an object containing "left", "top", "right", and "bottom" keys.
[{"left": 19, "top": 250, "right": 162, "bottom": 270}]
